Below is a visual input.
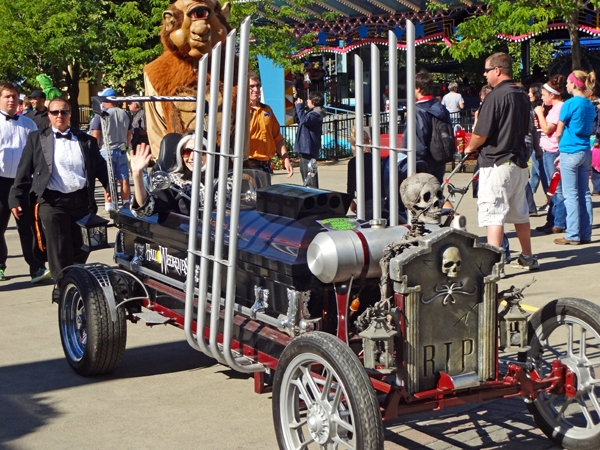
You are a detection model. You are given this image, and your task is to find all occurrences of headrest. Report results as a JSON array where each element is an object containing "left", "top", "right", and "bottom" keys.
[{"left": 155, "top": 133, "right": 182, "bottom": 173}]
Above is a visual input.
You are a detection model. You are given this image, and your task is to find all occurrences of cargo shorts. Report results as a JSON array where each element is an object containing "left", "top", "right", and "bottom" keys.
[{"left": 477, "top": 162, "right": 529, "bottom": 227}]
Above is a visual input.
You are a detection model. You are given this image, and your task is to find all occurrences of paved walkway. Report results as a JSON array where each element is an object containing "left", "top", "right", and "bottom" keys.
[{"left": 1, "top": 160, "right": 597, "bottom": 449}]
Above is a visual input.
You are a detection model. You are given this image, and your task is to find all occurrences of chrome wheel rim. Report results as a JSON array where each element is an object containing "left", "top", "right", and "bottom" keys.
[
  {"left": 279, "top": 353, "right": 357, "bottom": 449},
  {"left": 60, "top": 283, "right": 87, "bottom": 362},
  {"left": 531, "top": 314, "right": 600, "bottom": 439}
]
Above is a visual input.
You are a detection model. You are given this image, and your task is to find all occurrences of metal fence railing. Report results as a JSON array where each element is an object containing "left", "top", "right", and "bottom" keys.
[
  {"left": 281, "top": 107, "right": 477, "bottom": 161},
  {"left": 79, "top": 104, "right": 94, "bottom": 127}
]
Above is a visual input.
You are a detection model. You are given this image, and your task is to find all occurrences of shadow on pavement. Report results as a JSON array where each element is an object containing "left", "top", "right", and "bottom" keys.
[
  {"left": 384, "top": 398, "right": 555, "bottom": 449},
  {"left": 0, "top": 340, "right": 217, "bottom": 444}
]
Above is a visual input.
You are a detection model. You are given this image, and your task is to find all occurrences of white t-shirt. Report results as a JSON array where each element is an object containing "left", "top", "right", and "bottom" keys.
[{"left": 442, "top": 92, "right": 464, "bottom": 113}]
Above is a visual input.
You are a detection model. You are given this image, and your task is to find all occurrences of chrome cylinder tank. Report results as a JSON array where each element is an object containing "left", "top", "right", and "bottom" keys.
[{"left": 307, "top": 225, "right": 409, "bottom": 284}]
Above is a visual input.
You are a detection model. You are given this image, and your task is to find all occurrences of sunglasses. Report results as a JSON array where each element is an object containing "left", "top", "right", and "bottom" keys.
[
  {"left": 483, "top": 67, "right": 498, "bottom": 73},
  {"left": 49, "top": 109, "right": 71, "bottom": 116},
  {"left": 182, "top": 149, "right": 193, "bottom": 157}
]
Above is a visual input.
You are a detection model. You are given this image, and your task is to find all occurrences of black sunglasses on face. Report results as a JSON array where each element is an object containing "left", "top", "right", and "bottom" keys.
[
  {"left": 484, "top": 67, "right": 497, "bottom": 73},
  {"left": 49, "top": 109, "right": 71, "bottom": 116}
]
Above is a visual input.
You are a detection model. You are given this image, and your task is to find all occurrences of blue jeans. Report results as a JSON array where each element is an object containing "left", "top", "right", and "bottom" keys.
[
  {"left": 542, "top": 151, "right": 566, "bottom": 229},
  {"left": 530, "top": 155, "right": 548, "bottom": 194},
  {"left": 560, "top": 150, "right": 593, "bottom": 241}
]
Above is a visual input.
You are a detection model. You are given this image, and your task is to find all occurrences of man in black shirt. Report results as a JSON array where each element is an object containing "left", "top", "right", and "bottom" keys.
[
  {"left": 24, "top": 90, "right": 49, "bottom": 131},
  {"left": 465, "top": 53, "right": 539, "bottom": 271}
]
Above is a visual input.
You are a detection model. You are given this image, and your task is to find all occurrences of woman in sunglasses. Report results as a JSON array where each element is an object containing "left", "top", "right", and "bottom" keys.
[{"left": 130, "top": 132, "right": 207, "bottom": 220}]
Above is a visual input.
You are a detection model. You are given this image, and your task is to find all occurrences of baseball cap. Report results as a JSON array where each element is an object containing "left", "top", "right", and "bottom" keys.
[
  {"left": 30, "top": 90, "right": 46, "bottom": 99},
  {"left": 99, "top": 88, "right": 117, "bottom": 97}
]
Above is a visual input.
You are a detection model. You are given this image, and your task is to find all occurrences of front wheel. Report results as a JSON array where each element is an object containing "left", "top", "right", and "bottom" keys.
[
  {"left": 272, "top": 332, "right": 384, "bottom": 449},
  {"left": 527, "top": 298, "right": 600, "bottom": 450},
  {"left": 58, "top": 268, "right": 127, "bottom": 376}
]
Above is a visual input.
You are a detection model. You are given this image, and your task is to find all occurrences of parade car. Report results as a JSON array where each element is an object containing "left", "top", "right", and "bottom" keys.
[{"left": 53, "top": 19, "right": 600, "bottom": 450}]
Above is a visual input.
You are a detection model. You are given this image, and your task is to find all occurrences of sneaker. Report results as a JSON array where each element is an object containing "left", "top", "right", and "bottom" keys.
[
  {"left": 105, "top": 203, "right": 115, "bottom": 212},
  {"left": 31, "top": 268, "right": 52, "bottom": 284},
  {"left": 511, "top": 254, "right": 540, "bottom": 271},
  {"left": 122, "top": 201, "right": 131, "bottom": 210},
  {"left": 538, "top": 203, "right": 550, "bottom": 212},
  {"left": 0, "top": 269, "right": 5, "bottom": 281}
]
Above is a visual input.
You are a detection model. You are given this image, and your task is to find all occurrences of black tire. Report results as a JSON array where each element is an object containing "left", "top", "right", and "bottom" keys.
[
  {"left": 58, "top": 268, "right": 127, "bottom": 376},
  {"left": 526, "top": 298, "right": 600, "bottom": 450},
  {"left": 272, "top": 332, "right": 384, "bottom": 449}
]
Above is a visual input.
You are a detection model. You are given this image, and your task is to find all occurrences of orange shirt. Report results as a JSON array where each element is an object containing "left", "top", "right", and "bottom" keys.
[{"left": 249, "top": 103, "right": 284, "bottom": 161}]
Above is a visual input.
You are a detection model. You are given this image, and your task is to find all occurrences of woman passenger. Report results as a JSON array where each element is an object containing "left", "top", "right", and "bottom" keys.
[{"left": 130, "top": 133, "right": 206, "bottom": 219}]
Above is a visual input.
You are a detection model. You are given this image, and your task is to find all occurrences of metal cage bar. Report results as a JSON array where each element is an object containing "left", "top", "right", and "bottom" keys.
[
  {"left": 184, "top": 54, "right": 209, "bottom": 355},
  {"left": 97, "top": 112, "right": 119, "bottom": 210},
  {"left": 353, "top": 27, "right": 416, "bottom": 224},
  {"left": 221, "top": 18, "right": 263, "bottom": 373},
  {"left": 406, "top": 20, "right": 416, "bottom": 178},
  {"left": 197, "top": 41, "right": 227, "bottom": 364},
  {"left": 181, "top": 17, "right": 261, "bottom": 373},
  {"left": 388, "top": 31, "right": 399, "bottom": 226},
  {"left": 370, "top": 43, "right": 382, "bottom": 220},
  {"left": 354, "top": 55, "right": 365, "bottom": 221}
]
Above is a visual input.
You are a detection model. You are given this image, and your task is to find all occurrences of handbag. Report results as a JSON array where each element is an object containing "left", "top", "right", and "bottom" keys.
[{"left": 592, "top": 146, "right": 600, "bottom": 172}]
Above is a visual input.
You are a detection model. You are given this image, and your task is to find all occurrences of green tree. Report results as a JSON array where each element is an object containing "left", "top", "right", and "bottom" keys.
[
  {"left": 101, "top": 0, "right": 169, "bottom": 93},
  {"left": 230, "top": 0, "right": 334, "bottom": 72},
  {"left": 0, "top": 0, "right": 168, "bottom": 126},
  {"left": 0, "top": 0, "right": 324, "bottom": 127},
  {"left": 432, "top": 0, "right": 594, "bottom": 72},
  {"left": 0, "top": 0, "right": 107, "bottom": 125}
]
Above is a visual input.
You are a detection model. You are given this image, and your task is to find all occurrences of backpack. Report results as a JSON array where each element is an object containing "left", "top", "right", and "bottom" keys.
[{"left": 418, "top": 106, "right": 455, "bottom": 163}]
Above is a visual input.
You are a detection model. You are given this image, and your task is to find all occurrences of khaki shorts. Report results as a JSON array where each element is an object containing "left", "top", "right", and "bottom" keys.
[{"left": 477, "top": 163, "right": 529, "bottom": 227}]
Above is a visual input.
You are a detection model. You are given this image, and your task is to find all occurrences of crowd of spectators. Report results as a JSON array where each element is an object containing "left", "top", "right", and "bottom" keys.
[{"left": 3, "top": 53, "right": 600, "bottom": 282}]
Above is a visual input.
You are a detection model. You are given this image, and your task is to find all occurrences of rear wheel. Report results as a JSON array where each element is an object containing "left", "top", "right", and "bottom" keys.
[
  {"left": 272, "top": 332, "right": 384, "bottom": 449},
  {"left": 527, "top": 298, "right": 600, "bottom": 450},
  {"left": 58, "top": 268, "right": 127, "bottom": 376}
]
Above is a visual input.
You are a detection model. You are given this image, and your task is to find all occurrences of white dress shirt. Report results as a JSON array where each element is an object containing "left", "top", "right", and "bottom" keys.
[
  {"left": 47, "top": 127, "right": 87, "bottom": 193},
  {"left": 0, "top": 112, "right": 37, "bottom": 179}
]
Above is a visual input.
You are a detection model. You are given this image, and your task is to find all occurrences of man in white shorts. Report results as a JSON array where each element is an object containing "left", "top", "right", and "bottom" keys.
[{"left": 465, "top": 53, "right": 539, "bottom": 271}]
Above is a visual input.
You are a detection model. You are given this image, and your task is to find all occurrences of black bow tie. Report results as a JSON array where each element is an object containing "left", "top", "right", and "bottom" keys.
[
  {"left": 3, "top": 113, "right": 18, "bottom": 121},
  {"left": 55, "top": 131, "right": 72, "bottom": 140}
]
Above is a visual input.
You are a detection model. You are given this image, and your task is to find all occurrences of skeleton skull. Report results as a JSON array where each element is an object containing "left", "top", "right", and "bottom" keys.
[
  {"left": 441, "top": 246, "right": 461, "bottom": 277},
  {"left": 400, "top": 173, "right": 443, "bottom": 225}
]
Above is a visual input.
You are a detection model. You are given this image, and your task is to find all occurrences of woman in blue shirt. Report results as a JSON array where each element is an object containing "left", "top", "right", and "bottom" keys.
[{"left": 555, "top": 71, "right": 596, "bottom": 245}]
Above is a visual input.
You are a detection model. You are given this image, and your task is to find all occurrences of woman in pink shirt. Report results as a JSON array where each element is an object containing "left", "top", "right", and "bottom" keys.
[{"left": 534, "top": 74, "right": 567, "bottom": 234}]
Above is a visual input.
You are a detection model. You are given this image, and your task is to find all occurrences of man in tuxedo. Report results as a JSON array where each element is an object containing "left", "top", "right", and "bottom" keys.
[
  {"left": 0, "top": 81, "right": 49, "bottom": 283},
  {"left": 9, "top": 97, "right": 110, "bottom": 278}
]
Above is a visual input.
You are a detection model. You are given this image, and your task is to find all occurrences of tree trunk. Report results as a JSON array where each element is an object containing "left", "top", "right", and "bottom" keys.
[
  {"left": 65, "top": 63, "right": 81, "bottom": 128},
  {"left": 567, "top": 8, "right": 582, "bottom": 71}
]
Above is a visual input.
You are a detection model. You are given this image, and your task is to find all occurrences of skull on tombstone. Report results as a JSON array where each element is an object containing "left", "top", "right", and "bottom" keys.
[
  {"left": 441, "top": 246, "right": 461, "bottom": 278},
  {"left": 400, "top": 173, "right": 442, "bottom": 225}
]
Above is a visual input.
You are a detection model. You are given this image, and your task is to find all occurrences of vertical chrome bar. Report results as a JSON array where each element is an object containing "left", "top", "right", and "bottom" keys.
[
  {"left": 388, "top": 31, "right": 399, "bottom": 226},
  {"left": 208, "top": 29, "right": 237, "bottom": 359},
  {"left": 222, "top": 18, "right": 262, "bottom": 372},
  {"left": 406, "top": 20, "right": 416, "bottom": 177},
  {"left": 184, "top": 54, "right": 209, "bottom": 354},
  {"left": 370, "top": 43, "right": 381, "bottom": 220},
  {"left": 198, "top": 42, "right": 227, "bottom": 364},
  {"left": 354, "top": 55, "right": 365, "bottom": 220},
  {"left": 99, "top": 114, "right": 118, "bottom": 210}
]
